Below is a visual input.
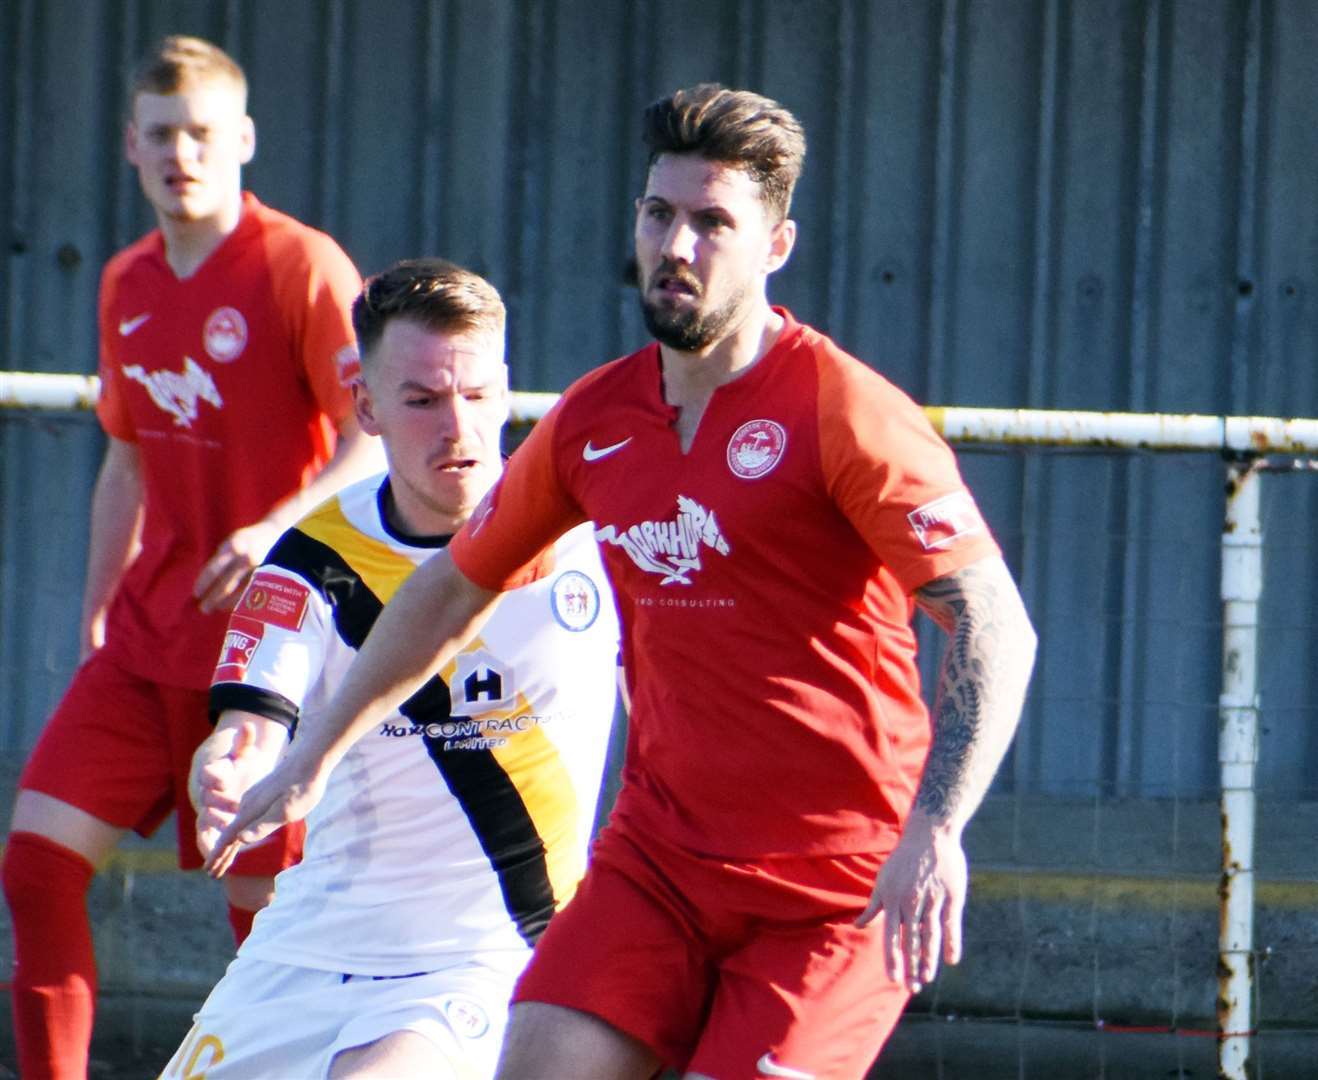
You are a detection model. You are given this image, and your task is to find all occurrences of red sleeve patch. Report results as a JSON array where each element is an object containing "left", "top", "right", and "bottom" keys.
[
  {"left": 213, "top": 616, "right": 266, "bottom": 683},
  {"left": 907, "top": 492, "right": 986, "bottom": 551},
  {"left": 238, "top": 572, "right": 311, "bottom": 631},
  {"left": 333, "top": 343, "right": 361, "bottom": 386}
]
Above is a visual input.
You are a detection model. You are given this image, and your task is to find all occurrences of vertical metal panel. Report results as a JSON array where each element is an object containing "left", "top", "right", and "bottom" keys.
[
  {"left": 1257, "top": 0, "right": 1318, "bottom": 416},
  {"left": 2, "top": 0, "right": 122, "bottom": 750},
  {"left": 1008, "top": 0, "right": 1061, "bottom": 803},
  {"left": 825, "top": 0, "right": 942, "bottom": 387},
  {"left": 926, "top": 0, "right": 962, "bottom": 405},
  {"left": 1228, "top": 0, "right": 1262, "bottom": 412},
  {"left": 2, "top": 0, "right": 1317, "bottom": 812}
]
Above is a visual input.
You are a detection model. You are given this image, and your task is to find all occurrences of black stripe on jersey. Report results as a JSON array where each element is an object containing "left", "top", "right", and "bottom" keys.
[
  {"left": 266, "top": 526, "right": 557, "bottom": 945},
  {"left": 265, "top": 529, "right": 380, "bottom": 650},
  {"left": 405, "top": 681, "right": 557, "bottom": 947},
  {"left": 209, "top": 683, "right": 300, "bottom": 734}
]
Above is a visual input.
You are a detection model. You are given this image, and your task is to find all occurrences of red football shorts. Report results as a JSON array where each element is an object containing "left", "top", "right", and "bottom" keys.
[
  {"left": 513, "top": 823, "right": 910, "bottom": 1079},
  {"left": 18, "top": 649, "right": 303, "bottom": 875}
]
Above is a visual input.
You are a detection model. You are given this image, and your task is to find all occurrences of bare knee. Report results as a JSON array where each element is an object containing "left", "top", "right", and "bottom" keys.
[
  {"left": 496, "top": 1002, "right": 660, "bottom": 1080},
  {"left": 8, "top": 790, "right": 124, "bottom": 866}
]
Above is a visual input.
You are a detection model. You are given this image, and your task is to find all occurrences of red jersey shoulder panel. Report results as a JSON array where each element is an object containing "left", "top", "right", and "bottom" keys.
[
  {"left": 808, "top": 326, "right": 1000, "bottom": 593},
  {"left": 247, "top": 196, "right": 361, "bottom": 423}
]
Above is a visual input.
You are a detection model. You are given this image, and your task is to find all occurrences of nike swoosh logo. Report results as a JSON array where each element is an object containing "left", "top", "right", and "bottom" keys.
[
  {"left": 756, "top": 1053, "right": 815, "bottom": 1079},
  {"left": 118, "top": 313, "right": 151, "bottom": 336},
  {"left": 582, "top": 437, "right": 632, "bottom": 462}
]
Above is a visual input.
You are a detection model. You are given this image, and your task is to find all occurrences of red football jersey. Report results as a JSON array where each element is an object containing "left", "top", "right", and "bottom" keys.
[
  {"left": 452, "top": 310, "right": 999, "bottom": 856},
  {"left": 95, "top": 193, "right": 360, "bottom": 688}
]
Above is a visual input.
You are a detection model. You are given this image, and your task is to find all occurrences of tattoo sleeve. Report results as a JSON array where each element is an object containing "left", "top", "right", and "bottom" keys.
[{"left": 912, "top": 556, "right": 1037, "bottom": 826}]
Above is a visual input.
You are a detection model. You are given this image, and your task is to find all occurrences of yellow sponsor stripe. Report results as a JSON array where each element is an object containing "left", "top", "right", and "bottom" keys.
[
  {"left": 296, "top": 498, "right": 416, "bottom": 603},
  {"left": 438, "top": 640, "right": 585, "bottom": 908},
  {"left": 491, "top": 723, "right": 585, "bottom": 907}
]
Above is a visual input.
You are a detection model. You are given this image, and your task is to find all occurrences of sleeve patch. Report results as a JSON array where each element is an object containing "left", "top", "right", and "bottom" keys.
[
  {"left": 333, "top": 343, "right": 361, "bottom": 386},
  {"left": 907, "top": 492, "right": 986, "bottom": 551},
  {"left": 238, "top": 572, "right": 311, "bottom": 631},
  {"left": 213, "top": 616, "right": 265, "bottom": 682}
]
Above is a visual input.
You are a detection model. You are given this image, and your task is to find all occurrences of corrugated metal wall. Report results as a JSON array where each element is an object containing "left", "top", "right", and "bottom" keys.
[{"left": 3, "top": 0, "right": 1316, "bottom": 799}]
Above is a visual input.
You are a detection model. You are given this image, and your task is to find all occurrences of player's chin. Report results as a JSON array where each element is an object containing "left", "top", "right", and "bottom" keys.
[
  {"left": 160, "top": 192, "right": 214, "bottom": 222},
  {"left": 418, "top": 473, "right": 475, "bottom": 513}
]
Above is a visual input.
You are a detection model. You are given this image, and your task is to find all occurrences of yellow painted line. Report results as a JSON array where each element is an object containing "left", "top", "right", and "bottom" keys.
[
  {"left": 972, "top": 867, "right": 1318, "bottom": 911},
  {"left": 2, "top": 840, "right": 1314, "bottom": 911},
  {"left": 100, "top": 849, "right": 183, "bottom": 873},
  {"left": 0, "top": 843, "right": 180, "bottom": 874}
]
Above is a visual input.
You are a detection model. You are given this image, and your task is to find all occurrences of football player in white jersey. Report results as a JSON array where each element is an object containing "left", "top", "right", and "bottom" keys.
[{"left": 160, "top": 258, "right": 620, "bottom": 1080}]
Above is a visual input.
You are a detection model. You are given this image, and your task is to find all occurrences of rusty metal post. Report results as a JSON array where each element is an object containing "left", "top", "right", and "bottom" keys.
[{"left": 1218, "top": 459, "right": 1262, "bottom": 1079}]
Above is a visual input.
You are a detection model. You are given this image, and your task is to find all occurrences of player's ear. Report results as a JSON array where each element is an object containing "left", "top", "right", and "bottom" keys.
[
  {"left": 123, "top": 123, "right": 140, "bottom": 167},
  {"left": 764, "top": 217, "right": 796, "bottom": 276},
  {"left": 352, "top": 377, "right": 380, "bottom": 435},
  {"left": 238, "top": 115, "right": 256, "bottom": 166}
]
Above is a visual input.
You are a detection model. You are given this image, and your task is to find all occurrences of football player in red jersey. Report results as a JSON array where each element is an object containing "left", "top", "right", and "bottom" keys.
[
  {"left": 1, "top": 36, "right": 381, "bottom": 1079},
  {"left": 211, "top": 84, "right": 1037, "bottom": 1079}
]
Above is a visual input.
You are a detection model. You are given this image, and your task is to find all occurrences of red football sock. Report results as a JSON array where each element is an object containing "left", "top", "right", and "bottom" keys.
[
  {"left": 226, "top": 902, "right": 257, "bottom": 946},
  {"left": 1, "top": 831, "right": 97, "bottom": 1080}
]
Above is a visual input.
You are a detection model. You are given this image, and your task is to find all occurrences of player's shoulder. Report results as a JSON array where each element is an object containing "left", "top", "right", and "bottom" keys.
[
  {"left": 264, "top": 473, "right": 387, "bottom": 589},
  {"left": 555, "top": 346, "right": 654, "bottom": 420},
  {"left": 789, "top": 318, "right": 924, "bottom": 415},
  {"left": 245, "top": 194, "right": 354, "bottom": 270},
  {"left": 296, "top": 471, "right": 383, "bottom": 534},
  {"left": 101, "top": 229, "right": 163, "bottom": 290}
]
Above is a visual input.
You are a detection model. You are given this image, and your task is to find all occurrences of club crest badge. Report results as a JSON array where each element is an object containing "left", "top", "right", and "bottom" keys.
[
  {"left": 204, "top": 306, "right": 248, "bottom": 362},
  {"left": 239, "top": 572, "right": 311, "bottom": 631},
  {"left": 727, "top": 419, "right": 787, "bottom": 479},
  {"left": 439, "top": 993, "right": 490, "bottom": 1039},
  {"left": 551, "top": 570, "right": 600, "bottom": 631}
]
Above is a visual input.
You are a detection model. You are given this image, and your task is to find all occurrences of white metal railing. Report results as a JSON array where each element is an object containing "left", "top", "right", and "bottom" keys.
[{"left": 6, "top": 371, "right": 1318, "bottom": 1078}]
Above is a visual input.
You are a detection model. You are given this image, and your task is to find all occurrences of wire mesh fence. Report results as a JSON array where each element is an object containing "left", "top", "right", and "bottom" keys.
[{"left": 4, "top": 394, "right": 1318, "bottom": 1078}]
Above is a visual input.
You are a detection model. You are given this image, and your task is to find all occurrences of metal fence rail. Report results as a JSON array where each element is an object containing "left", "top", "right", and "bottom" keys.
[{"left": 7, "top": 370, "right": 1318, "bottom": 453}]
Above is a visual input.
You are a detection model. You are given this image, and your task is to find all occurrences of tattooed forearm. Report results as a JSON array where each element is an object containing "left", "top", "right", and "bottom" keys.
[{"left": 912, "top": 556, "right": 1037, "bottom": 826}]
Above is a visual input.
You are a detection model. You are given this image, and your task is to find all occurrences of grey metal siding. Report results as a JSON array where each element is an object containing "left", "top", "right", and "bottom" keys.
[{"left": 2, "top": 0, "right": 1316, "bottom": 806}]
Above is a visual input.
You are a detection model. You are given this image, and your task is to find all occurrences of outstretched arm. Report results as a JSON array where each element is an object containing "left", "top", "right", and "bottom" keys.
[
  {"left": 204, "top": 549, "right": 499, "bottom": 876},
  {"left": 857, "top": 554, "right": 1037, "bottom": 992},
  {"left": 191, "top": 710, "right": 291, "bottom": 859}
]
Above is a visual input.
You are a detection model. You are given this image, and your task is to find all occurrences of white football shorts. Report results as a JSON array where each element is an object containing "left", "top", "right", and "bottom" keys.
[{"left": 158, "top": 953, "right": 521, "bottom": 1080}]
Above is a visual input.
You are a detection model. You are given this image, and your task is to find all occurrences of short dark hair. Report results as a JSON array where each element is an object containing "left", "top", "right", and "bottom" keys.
[
  {"left": 130, "top": 36, "right": 247, "bottom": 106},
  {"left": 641, "top": 83, "right": 806, "bottom": 221},
  {"left": 352, "top": 258, "right": 506, "bottom": 369}
]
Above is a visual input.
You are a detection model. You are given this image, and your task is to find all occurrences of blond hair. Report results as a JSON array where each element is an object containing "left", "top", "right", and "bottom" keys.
[{"left": 130, "top": 35, "right": 247, "bottom": 107}]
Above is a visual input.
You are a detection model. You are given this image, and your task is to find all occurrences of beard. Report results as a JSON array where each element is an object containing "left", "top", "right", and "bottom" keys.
[{"left": 639, "top": 264, "right": 746, "bottom": 353}]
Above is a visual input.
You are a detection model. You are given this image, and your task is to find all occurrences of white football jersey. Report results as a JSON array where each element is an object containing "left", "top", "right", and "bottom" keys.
[{"left": 210, "top": 473, "right": 620, "bottom": 974}]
